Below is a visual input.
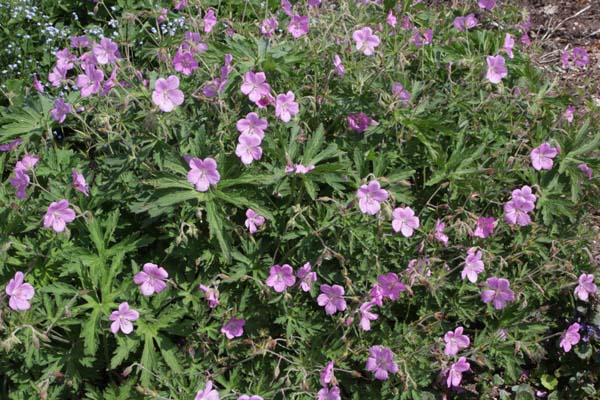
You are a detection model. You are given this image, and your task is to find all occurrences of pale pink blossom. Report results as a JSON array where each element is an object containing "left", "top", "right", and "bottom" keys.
[
  {"left": 287, "top": 15, "right": 309, "bottom": 38},
  {"left": 356, "top": 180, "right": 388, "bottom": 215},
  {"left": 486, "top": 55, "right": 508, "bottom": 84},
  {"left": 352, "top": 27, "right": 380, "bottom": 56},
  {"left": 461, "top": 248, "right": 484, "bottom": 283},
  {"left": 187, "top": 157, "right": 220, "bottom": 192},
  {"left": 43, "top": 199, "right": 76, "bottom": 233},
  {"left": 240, "top": 71, "right": 271, "bottom": 103},
  {"left": 245, "top": 209, "right": 265, "bottom": 234},
  {"left": 109, "top": 302, "right": 139, "bottom": 334},
  {"left": 266, "top": 264, "right": 296, "bottom": 292},
  {"left": 297, "top": 262, "right": 317, "bottom": 292},
  {"left": 203, "top": 9, "right": 217, "bottom": 33},
  {"left": 152, "top": 75, "right": 184, "bottom": 112},
  {"left": 72, "top": 168, "right": 89, "bottom": 196},
  {"left": 317, "top": 284, "right": 347, "bottom": 315},
  {"left": 5, "top": 271, "right": 35, "bottom": 311},
  {"left": 235, "top": 134, "right": 263, "bottom": 165},
  {"left": 446, "top": 357, "right": 470, "bottom": 387},
  {"left": 221, "top": 317, "right": 245, "bottom": 339},
  {"left": 574, "top": 274, "right": 597, "bottom": 301},
  {"left": 392, "top": 207, "right": 419, "bottom": 237},
  {"left": 275, "top": 91, "right": 299, "bottom": 122},
  {"left": 359, "top": 301, "right": 379, "bottom": 331},
  {"left": 559, "top": 323, "right": 580, "bottom": 352},
  {"left": 199, "top": 284, "right": 220, "bottom": 308},
  {"left": 481, "top": 277, "right": 515, "bottom": 310},
  {"left": 133, "top": 263, "right": 169, "bottom": 296},
  {"left": 195, "top": 381, "right": 219, "bottom": 400},
  {"left": 443, "top": 327, "right": 470, "bottom": 356},
  {"left": 530, "top": 142, "right": 558, "bottom": 171}
]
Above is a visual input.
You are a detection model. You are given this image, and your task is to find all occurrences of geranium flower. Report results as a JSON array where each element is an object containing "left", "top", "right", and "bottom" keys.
[
  {"left": 0, "top": 138, "right": 23, "bottom": 152},
  {"left": 56, "top": 48, "right": 76, "bottom": 70},
  {"left": 261, "top": 17, "right": 278, "bottom": 37},
  {"left": 352, "top": 27, "right": 380, "bottom": 56},
  {"left": 235, "top": 134, "right": 263, "bottom": 165},
  {"left": 174, "top": 0, "right": 188, "bottom": 11},
  {"left": 266, "top": 264, "right": 296, "bottom": 292},
  {"left": 461, "top": 248, "right": 484, "bottom": 283},
  {"left": 76, "top": 66, "right": 104, "bottom": 97},
  {"left": 317, "top": 284, "right": 347, "bottom": 315},
  {"left": 199, "top": 284, "right": 220, "bottom": 308},
  {"left": 435, "top": 219, "right": 449, "bottom": 247},
  {"left": 572, "top": 47, "right": 589, "bottom": 68},
  {"left": 72, "top": 168, "right": 89, "bottom": 196},
  {"left": 377, "top": 272, "right": 405, "bottom": 300},
  {"left": 241, "top": 71, "right": 271, "bottom": 103},
  {"left": 320, "top": 360, "right": 335, "bottom": 387},
  {"left": 297, "top": 262, "right": 317, "bottom": 292},
  {"left": 387, "top": 10, "right": 397, "bottom": 28},
  {"left": 245, "top": 209, "right": 265, "bottom": 234},
  {"left": 578, "top": 163, "right": 592, "bottom": 180},
  {"left": 50, "top": 98, "right": 71, "bottom": 123},
  {"left": 236, "top": 112, "right": 267, "bottom": 139},
  {"left": 512, "top": 185, "right": 537, "bottom": 205},
  {"left": 152, "top": 75, "right": 184, "bottom": 112},
  {"left": 33, "top": 73, "right": 44, "bottom": 93},
  {"left": 478, "top": 0, "right": 496, "bottom": 10},
  {"left": 203, "top": 9, "right": 217, "bottom": 33},
  {"left": 333, "top": 54, "right": 345, "bottom": 76},
  {"left": 359, "top": 301, "right": 379, "bottom": 331},
  {"left": 504, "top": 199, "right": 534, "bottom": 226},
  {"left": 281, "top": 0, "right": 292, "bottom": 16},
  {"left": 366, "top": 345, "right": 398, "bottom": 380},
  {"left": 392, "top": 207, "right": 419, "bottom": 237},
  {"left": 195, "top": 381, "right": 219, "bottom": 400},
  {"left": 563, "top": 105, "right": 575, "bottom": 123},
  {"left": 356, "top": 180, "right": 388, "bottom": 215},
  {"left": 369, "top": 284, "right": 384, "bottom": 307},
  {"left": 133, "top": 263, "right": 168, "bottom": 296},
  {"left": 446, "top": 357, "right": 470, "bottom": 387},
  {"left": 221, "top": 317, "right": 245, "bottom": 339},
  {"left": 559, "top": 323, "right": 580, "bottom": 352},
  {"left": 43, "top": 199, "right": 76, "bottom": 233},
  {"left": 481, "top": 277, "right": 515, "bottom": 310},
  {"left": 172, "top": 50, "right": 198, "bottom": 76},
  {"left": 15, "top": 155, "right": 39, "bottom": 173},
  {"left": 473, "top": 216, "right": 495, "bottom": 238},
  {"left": 48, "top": 66, "right": 67, "bottom": 87},
  {"left": 287, "top": 15, "right": 309, "bottom": 38},
  {"left": 486, "top": 55, "right": 508, "bottom": 84},
  {"left": 317, "top": 387, "right": 341, "bottom": 400},
  {"left": 5, "top": 271, "right": 35, "bottom": 311},
  {"left": 187, "top": 157, "right": 220, "bottom": 192},
  {"left": 347, "top": 113, "right": 378, "bottom": 133},
  {"left": 10, "top": 169, "right": 30, "bottom": 199},
  {"left": 574, "top": 274, "right": 597, "bottom": 301},
  {"left": 275, "top": 91, "right": 300, "bottom": 122},
  {"left": 453, "top": 14, "right": 478, "bottom": 31},
  {"left": 530, "top": 142, "right": 558, "bottom": 171},
  {"left": 92, "top": 37, "right": 120, "bottom": 65},
  {"left": 392, "top": 83, "right": 411, "bottom": 106},
  {"left": 503, "top": 33, "right": 515, "bottom": 58},
  {"left": 109, "top": 302, "right": 139, "bottom": 334},
  {"left": 443, "top": 327, "right": 470, "bottom": 356}
]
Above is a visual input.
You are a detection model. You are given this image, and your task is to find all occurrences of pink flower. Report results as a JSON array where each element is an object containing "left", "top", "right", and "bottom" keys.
[
  {"left": 347, "top": 113, "right": 378, "bottom": 133},
  {"left": 369, "top": 283, "right": 384, "bottom": 307},
  {"left": 377, "top": 272, "right": 405, "bottom": 300},
  {"left": 76, "top": 66, "right": 104, "bottom": 97},
  {"left": 481, "top": 277, "right": 515, "bottom": 310},
  {"left": 221, "top": 317, "right": 246, "bottom": 339},
  {"left": 317, "top": 387, "right": 341, "bottom": 400},
  {"left": 266, "top": 264, "right": 296, "bottom": 292},
  {"left": 281, "top": 0, "right": 292, "bottom": 16},
  {"left": 352, "top": 27, "right": 380, "bottom": 56},
  {"left": 572, "top": 47, "right": 589, "bottom": 68},
  {"left": 320, "top": 360, "right": 335, "bottom": 387},
  {"left": 0, "top": 138, "right": 23, "bottom": 152},
  {"left": 503, "top": 33, "right": 515, "bottom": 58},
  {"left": 293, "top": 164, "right": 315, "bottom": 174},
  {"left": 578, "top": 163, "right": 592, "bottom": 180},
  {"left": 241, "top": 71, "right": 271, "bottom": 103},
  {"left": 245, "top": 209, "right": 265, "bottom": 234},
  {"left": 174, "top": 0, "right": 188, "bottom": 11},
  {"left": 92, "top": 37, "right": 120, "bottom": 65},
  {"left": 392, "top": 206, "right": 419, "bottom": 237},
  {"left": 461, "top": 248, "right": 484, "bottom": 283},
  {"left": 559, "top": 323, "right": 581, "bottom": 352},
  {"left": 133, "top": 263, "right": 169, "bottom": 296},
  {"left": 512, "top": 185, "right": 537, "bottom": 205},
  {"left": 412, "top": 29, "right": 433, "bottom": 47},
  {"left": 51, "top": 98, "right": 71, "bottom": 123},
  {"left": 203, "top": 9, "right": 217, "bottom": 33},
  {"left": 109, "top": 302, "right": 139, "bottom": 334},
  {"left": 70, "top": 35, "right": 92, "bottom": 49},
  {"left": 15, "top": 155, "right": 39, "bottom": 173},
  {"left": 152, "top": 75, "right": 184, "bottom": 112},
  {"left": 308, "top": 0, "right": 322, "bottom": 6},
  {"left": 172, "top": 50, "right": 198, "bottom": 76},
  {"left": 356, "top": 180, "right": 388, "bottom": 215},
  {"left": 48, "top": 66, "right": 67, "bottom": 87},
  {"left": 10, "top": 169, "right": 30, "bottom": 199},
  {"left": 5, "top": 271, "right": 35, "bottom": 311},
  {"left": 43, "top": 199, "right": 76, "bottom": 233},
  {"left": 392, "top": 83, "right": 411, "bottom": 106},
  {"left": 359, "top": 301, "right": 379, "bottom": 331},
  {"left": 530, "top": 142, "right": 558, "bottom": 171},
  {"left": 236, "top": 112, "right": 268, "bottom": 139},
  {"left": 261, "top": 17, "right": 278, "bottom": 37},
  {"left": 486, "top": 55, "right": 508, "bottom": 84},
  {"left": 386, "top": 10, "right": 397, "bottom": 28},
  {"left": 56, "top": 48, "right": 76, "bottom": 70},
  {"left": 446, "top": 357, "right": 470, "bottom": 387},
  {"left": 333, "top": 54, "right": 345, "bottom": 76},
  {"left": 435, "top": 219, "right": 449, "bottom": 247},
  {"left": 32, "top": 73, "right": 44, "bottom": 93},
  {"left": 365, "top": 345, "right": 398, "bottom": 380},
  {"left": 275, "top": 91, "right": 300, "bottom": 122},
  {"left": 574, "top": 273, "right": 597, "bottom": 301},
  {"left": 195, "top": 381, "right": 219, "bottom": 400},
  {"left": 563, "top": 105, "right": 575, "bottom": 123},
  {"left": 235, "top": 134, "right": 263, "bottom": 165},
  {"left": 317, "top": 284, "right": 347, "bottom": 315},
  {"left": 478, "top": 0, "right": 496, "bottom": 10},
  {"left": 443, "top": 327, "right": 470, "bottom": 356},
  {"left": 453, "top": 14, "right": 478, "bottom": 31},
  {"left": 297, "top": 262, "right": 317, "bottom": 292},
  {"left": 473, "top": 216, "right": 495, "bottom": 238},
  {"left": 287, "top": 15, "right": 309, "bottom": 38},
  {"left": 504, "top": 199, "right": 534, "bottom": 226},
  {"left": 187, "top": 157, "right": 220, "bottom": 192},
  {"left": 157, "top": 8, "right": 168, "bottom": 24},
  {"left": 72, "top": 168, "right": 89, "bottom": 196},
  {"left": 199, "top": 284, "right": 220, "bottom": 308}
]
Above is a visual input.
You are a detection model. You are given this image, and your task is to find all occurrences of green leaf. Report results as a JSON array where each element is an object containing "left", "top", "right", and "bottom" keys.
[{"left": 205, "top": 200, "right": 232, "bottom": 263}]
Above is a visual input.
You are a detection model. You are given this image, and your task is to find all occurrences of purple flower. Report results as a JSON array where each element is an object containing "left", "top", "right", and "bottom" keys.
[
  {"left": 317, "top": 387, "right": 340, "bottom": 400},
  {"left": 152, "top": 75, "right": 184, "bottom": 112},
  {"left": 512, "top": 185, "right": 537, "bottom": 205},
  {"left": 72, "top": 168, "right": 89, "bottom": 196},
  {"left": 5, "top": 271, "right": 35, "bottom": 311},
  {"left": 359, "top": 301, "right": 379, "bottom": 331},
  {"left": 187, "top": 157, "right": 220, "bottom": 192},
  {"left": 221, "top": 317, "right": 245, "bottom": 339},
  {"left": 287, "top": 15, "right": 309, "bottom": 38},
  {"left": 353, "top": 27, "right": 380, "bottom": 56},
  {"left": 236, "top": 112, "right": 267, "bottom": 139},
  {"left": 435, "top": 219, "right": 449, "bottom": 247},
  {"left": 195, "top": 381, "right": 219, "bottom": 400},
  {"left": 369, "top": 284, "right": 384, "bottom": 307},
  {"left": 235, "top": 134, "right": 263, "bottom": 165},
  {"left": 563, "top": 105, "right": 575, "bottom": 123},
  {"left": 503, "top": 33, "right": 515, "bottom": 58},
  {"left": 133, "top": 263, "right": 168, "bottom": 296},
  {"left": 32, "top": 73, "right": 44, "bottom": 93},
  {"left": 333, "top": 54, "right": 345, "bottom": 76},
  {"left": 443, "top": 327, "right": 470, "bottom": 356},
  {"left": 560, "top": 323, "right": 581, "bottom": 352},
  {"left": 530, "top": 142, "right": 558, "bottom": 171},
  {"left": 356, "top": 180, "right": 388, "bottom": 215},
  {"left": 76, "top": 66, "right": 104, "bottom": 97},
  {"left": 578, "top": 163, "right": 593, "bottom": 180},
  {"left": 281, "top": 0, "right": 292, "bottom": 16},
  {"left": 392, "top": 207, "right": 419, "bottom": 237},
  {"left": 261, "top": 17, "right": 278, "bottom": 37},
  {"left": 241, "top": 71, "right": 271, "bottom": 103},
  {"left": 572, "top": 47, "right": 589, "bottom": 68},
  {"left": 275, "top": 91, "right": 300, "bottom": 122},
  {"left": 70, "top": 35, "right": 92, "bottom": 49},
  {"left": 473, "top": 216, "right": 495, "bottom": 238},
  {"left": 15, "top": 155, "right": 39, "bottom": 173},
  {"left": 392, "top": 83, "right": 411, "bottom": 106},
  {"left": 347, "top": 113, "right": 378, "bottom": 133},
  {"left": 317, "top": 284, "right": 347, "bottom": 315},
  {"left": 481, "top": 277, "right": 515, "bottom": 310},
  {"left": 0, "top": 138, "right": 23, "bottom": 152},
  {"left": 478, "top": 0, "right": 496, "bottom": 10},
  {"left": 486, "top": 55, "right": 508, "bottom": 84},
  {"left": 199, "top": 284, "right": 220, "bottom": 308},
  {"left": 174, "top": 0, "right": 188, "bottom": 11},
  {"left": 320, "top": 360, "right": 335, "bottom": 387},
  {"left": 293, "top": 164, "right": 315, "bottom": 174},
  {"left": 297, "top": 262, "right": 317, "bottom": 292},
  {"left": 56, "top": 48, "right": 76, "bottom": 70},
  {"left": 453, "top": 14, "right": 478, "bottom": 31},
  {"left": 412, "top": 29, "right": 433, "bottom": 46},
  {"left": 365, "top": 345, "right": 398, "bottom": 380},
  {"left": 574, "top": 273, "right": 597, "bottom": 301},
  {"left": 446, "top": 357, "right": 470, "bottom": 387},
  {"left": 377, "top": 272, "right": 405, "bottom": 301},
  {"left": 172, "top": 50, "right": 198, "bottom": 76},
  {"left": 92, "top": 37, "right": 119, "bottom": 65},
  {"left": 43, "top": 199, "right": 76, "bottom": 233},
  {"left": 266, "top": 264, "right": 296, "bottom": 292},
  {"left": 109, "top": 302, "right": 139, "bottom": 334},
  {"left": 245, "top": 209, "right": 265, "bottom": 234},
  {"left": 203, "top": 9, "right": 217, "bottom": 33},
  {"left": 387, "top": 10, "right": 397, "bottom": 28},
  {"left": 462, "top": 248, "right": 484, "bottom": 283},
  {"left": 10, "top": 168, "right": 31, "bottom": 199},
  {"left": 48, "top": 66, "right": 67, "bottom": 87},
  {"left": 504, "top": 199, "right": 534, "bottom": 226}
]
